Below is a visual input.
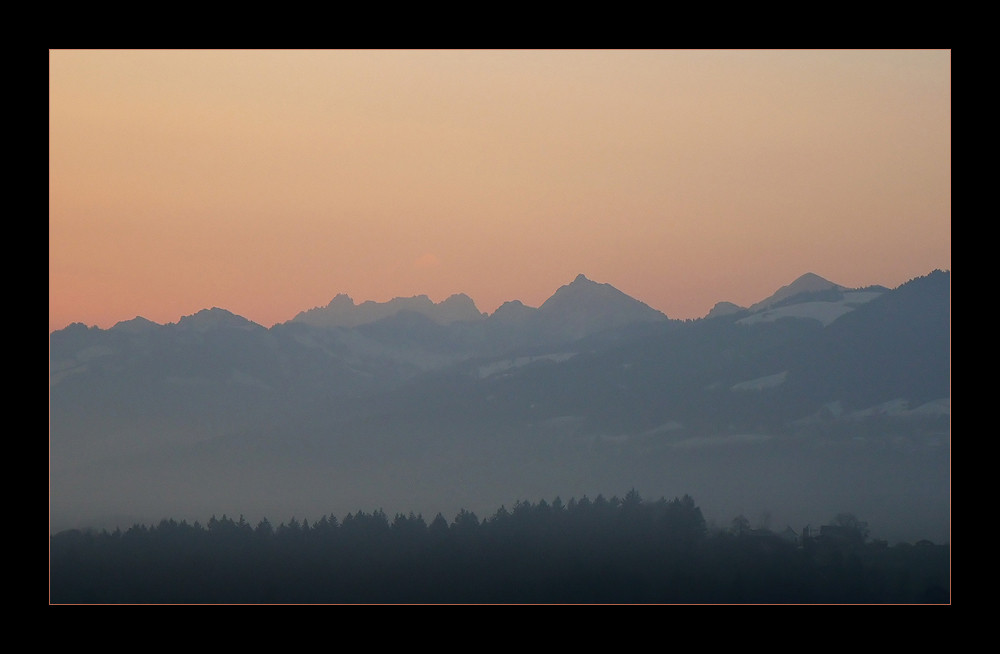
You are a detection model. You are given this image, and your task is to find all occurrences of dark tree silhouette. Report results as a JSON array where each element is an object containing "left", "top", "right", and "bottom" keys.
[{"left": 50, "top": 493, "right": 949, "bottom": 604}]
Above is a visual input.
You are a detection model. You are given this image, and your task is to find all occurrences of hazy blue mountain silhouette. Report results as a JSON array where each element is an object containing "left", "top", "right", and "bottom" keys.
[
  {"left": 49, "top": 271, "right": 950, "bottom": 543},
  {"left": 531, "top": 273, "right": 667, "bottom": 340},
  {"left": 292, "top": 293, "right": 484, "bottom": 328},
  {"left": 746, "top": 272, "right": 846, "bottom": 313}
]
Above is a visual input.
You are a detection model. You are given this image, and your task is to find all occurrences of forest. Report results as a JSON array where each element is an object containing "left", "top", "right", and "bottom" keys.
[{"left": 49, "top": 492, "right": 950, "bottom": 604}]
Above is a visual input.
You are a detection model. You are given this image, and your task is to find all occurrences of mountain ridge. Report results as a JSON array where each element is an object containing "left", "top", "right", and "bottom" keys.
[
  {"left": 57, "top": 271, "right": 869, "bottom": 334},
  {"left": 291, "top": 292, "right": 485, "bottom": 328},
  {"left": 49, "top": 269, "right": 950, "bottom": 543}
]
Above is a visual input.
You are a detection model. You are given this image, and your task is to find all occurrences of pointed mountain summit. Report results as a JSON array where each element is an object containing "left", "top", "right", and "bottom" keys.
[
  {"left": 435, "top": 293, "right": 486, "bottom": 323},
  {"left": 489, "top": 299, "right": 537, "bottom": 324},
  {"left": 747, "top": 273, "right": 846, "bottom": 313},
  {"left": 536, "top": 274, "right": 667, "bottom": 340},
  {"left": 175, "top": 307, "right": 264, "bottom": 332},
  {"left": 110, "top": 316, "right": 161, "bottom": 333}
]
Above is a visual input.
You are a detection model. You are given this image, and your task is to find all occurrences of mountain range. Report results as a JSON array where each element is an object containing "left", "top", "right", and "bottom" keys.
[{"left": 49, "top": 270, "right": 950, "bottom": 544}]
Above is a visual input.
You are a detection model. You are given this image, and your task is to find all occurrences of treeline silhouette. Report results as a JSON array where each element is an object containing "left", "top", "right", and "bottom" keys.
[{"left": 50, "top": 492, "right": 949, "bottom": 603}]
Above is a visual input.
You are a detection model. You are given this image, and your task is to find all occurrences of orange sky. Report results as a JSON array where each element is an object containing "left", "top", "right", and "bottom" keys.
[{"left": 49, "top": 49, "right": 951, "bottom": 332}]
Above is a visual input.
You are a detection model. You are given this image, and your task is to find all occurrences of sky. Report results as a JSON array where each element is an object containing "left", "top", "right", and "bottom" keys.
[{"left": 49, "top": 49, "right": 951, "bottom": 333}]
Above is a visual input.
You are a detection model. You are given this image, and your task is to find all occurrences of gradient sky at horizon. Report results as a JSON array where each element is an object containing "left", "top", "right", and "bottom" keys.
[{"left": 49, "top": 49, "right": 950, "bottom": 332}]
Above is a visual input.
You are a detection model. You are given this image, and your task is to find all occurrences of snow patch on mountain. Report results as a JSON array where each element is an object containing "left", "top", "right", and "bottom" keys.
[
  {"left": 793, "top": 397, "right": 950, "bottom": 426},
  {"left": 738, "top": 291, "right": 883, "bottom": 327},
  {"left": 747, "top": 272, "right": 845, "bottom": 313},
  {"left": 731, "top": 371, "right": 788, "bottom": 391},
  {"left": 477, "top": 352, "right": 577, "bottom": 379},
  {"left": 844, "top": 398, "right": 950, "bottom": 420},
  {"left": 669, "top": 433, "right": 774, "bottom": 449}
]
